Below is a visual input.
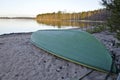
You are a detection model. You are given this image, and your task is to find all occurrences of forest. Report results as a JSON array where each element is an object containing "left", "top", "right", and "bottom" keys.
[{"left": 36, "top": 8, "right": 110, "bottom": 21}]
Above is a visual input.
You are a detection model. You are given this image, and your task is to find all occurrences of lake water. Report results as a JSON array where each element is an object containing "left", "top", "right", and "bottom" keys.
[{"left": 0, "top": 19, "right": 104, "bottom": 35}]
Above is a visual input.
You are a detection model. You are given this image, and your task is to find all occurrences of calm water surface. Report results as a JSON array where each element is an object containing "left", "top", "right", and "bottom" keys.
[
  {"left": 0, "top": 19, "right": 104, "bottom": 35},
  {"left": 0, "top": 19, "right": 58, "bottom": 35}
]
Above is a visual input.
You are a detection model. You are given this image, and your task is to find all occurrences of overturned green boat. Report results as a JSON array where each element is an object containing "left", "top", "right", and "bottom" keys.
[{"left": 31, "top": 29, "right": 117, "bottom": 73}]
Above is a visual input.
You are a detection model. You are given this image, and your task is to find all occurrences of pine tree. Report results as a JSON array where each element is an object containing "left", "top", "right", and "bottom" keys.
[{"left": 102, "top": 0, "right": 120, "bottom": 39}]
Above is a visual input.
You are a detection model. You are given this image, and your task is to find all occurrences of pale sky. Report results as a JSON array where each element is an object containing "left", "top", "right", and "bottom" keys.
[{"left": 0, "top": 0, "right": 103, "bottom": 17}]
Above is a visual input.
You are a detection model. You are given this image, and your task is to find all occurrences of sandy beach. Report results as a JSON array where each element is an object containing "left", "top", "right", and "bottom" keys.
[{"left": 0, "top": 31, "right": 120, "bottom": 80}]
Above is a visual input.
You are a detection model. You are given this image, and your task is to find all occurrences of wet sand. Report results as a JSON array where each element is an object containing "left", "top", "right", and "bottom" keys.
[{"left": 0, "top": 31, "right": 120, "bottom": 80}]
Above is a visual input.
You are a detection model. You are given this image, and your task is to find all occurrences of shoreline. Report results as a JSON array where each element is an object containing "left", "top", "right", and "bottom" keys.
[{"left": 0, "top": 31, "right": 120, "bottom": 80}]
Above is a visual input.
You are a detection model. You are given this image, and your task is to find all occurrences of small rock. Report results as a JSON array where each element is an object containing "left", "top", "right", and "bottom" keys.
[
  {"left": 56, "top": 68, "right": 60, "bottom": 72},
  {"left": 59, "top": 66, "right": 62, "bottom": 69},
  {"left": 61, "top": 77, "right": 64, "bottom": 79}
]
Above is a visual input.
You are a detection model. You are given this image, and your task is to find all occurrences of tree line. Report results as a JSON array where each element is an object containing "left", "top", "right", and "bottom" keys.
[
  {"left": 0, "top": 17, "right": 35, "bottom": 19},
  {"left": 36, "top": 9, "right": 110, "bottom": 21}
]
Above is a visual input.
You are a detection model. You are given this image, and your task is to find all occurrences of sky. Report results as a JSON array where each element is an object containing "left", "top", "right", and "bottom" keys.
[{"left": 0, "top": 0, "right": 104, "bottom": 17}]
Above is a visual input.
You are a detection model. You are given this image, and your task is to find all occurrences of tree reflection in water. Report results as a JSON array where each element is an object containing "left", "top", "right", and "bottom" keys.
[{"left": 36, "top": 19, "right": 105, "bottom": 30}]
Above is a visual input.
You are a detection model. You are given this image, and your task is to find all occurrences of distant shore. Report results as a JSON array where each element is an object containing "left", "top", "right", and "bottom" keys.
[
  {"left": 0, "top": 17, "right": 35, "bottom": 19},
  {"left": 0, "top": 30, "right": 119, "bottom": 80}
]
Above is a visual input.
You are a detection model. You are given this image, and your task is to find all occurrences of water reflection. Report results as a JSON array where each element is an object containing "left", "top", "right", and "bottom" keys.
[
  {"left": 0, "top": 19, "right": 105, "bottom": 35},
  {"left": 0, "top": 19, "right": 58, "bottom": 35},
  {"left": 36, "top": 19, "right": 105, "bottom": 29}
]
